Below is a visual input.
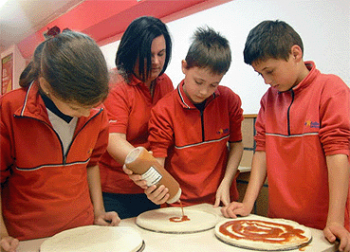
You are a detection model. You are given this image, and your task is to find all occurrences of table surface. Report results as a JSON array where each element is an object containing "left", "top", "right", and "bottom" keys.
[{"left": 17, "top": 204, "right": 339, "bottom": 252}]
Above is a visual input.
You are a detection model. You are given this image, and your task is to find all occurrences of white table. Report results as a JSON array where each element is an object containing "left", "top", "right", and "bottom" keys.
[{"left": 17, "top": 204, "right": 339, "bottom": 252}]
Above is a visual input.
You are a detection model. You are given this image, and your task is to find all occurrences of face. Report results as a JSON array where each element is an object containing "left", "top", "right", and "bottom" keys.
[
  {"left": 181, "top": 61, "right": 224, "bottom": 104},
  {"left": 134, "top": 35, "right": 166, "bottom": 84},
  {"left": 39, "top": 77, "right": 99, "bottom": 118},
  {"left": 251, "top": 46, "right": 306, "bottom": 92}
]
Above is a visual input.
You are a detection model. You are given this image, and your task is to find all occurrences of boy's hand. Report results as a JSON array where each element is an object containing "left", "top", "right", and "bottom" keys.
[
  {"left": 122, "top": 165, "right": 147, "bottom": 189},
  {"left": 323, "top": 223, "right": 350, "bottom": 252},
  {"left": 214, "top": 182, "right": 230, "bottom": 207},
  {"left": 94, "top": 211, "right": 121, "bottom": 226},
  {"left": 145, "top": 185, "right": 169, "bottom": 205},
  {"left": 221, "top": 202, "right": 251, "bottom": 218},
  {"left": 0, "top": 236, "right": 19, "bottom": 252}
]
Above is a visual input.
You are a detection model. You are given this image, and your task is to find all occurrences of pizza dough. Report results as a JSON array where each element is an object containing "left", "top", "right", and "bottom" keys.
[
  {"left": 215, "top": 217, "right": 312, "bottom": 251},
  {"left": 136, "top": 207, "right": 218, "bottom": 233},
  {"left": 40, "top": 226, "right": 144, "bottom": 252}
]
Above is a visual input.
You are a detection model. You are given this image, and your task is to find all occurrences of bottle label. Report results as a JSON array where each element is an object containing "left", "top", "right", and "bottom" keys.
[{"left": 142, "top": 166, "right": 162, "bottom": 187}]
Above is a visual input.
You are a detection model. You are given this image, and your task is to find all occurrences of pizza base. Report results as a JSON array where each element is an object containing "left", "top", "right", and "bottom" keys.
[
  {"left": 40, "top": 226, "right": 144, "bottom": 252},
  {"left": 136, "top": 207, "right": 218, "bottom": 233},
  {"left": 215, "top": 217, "right": 312, "bottom": 251}
]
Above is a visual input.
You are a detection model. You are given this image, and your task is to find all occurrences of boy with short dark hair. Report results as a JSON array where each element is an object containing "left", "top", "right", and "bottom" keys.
[
  {"left": 132, "top": 27, "right": 244, "bottom": 207},
  {"left": 222, "top": 20, "right": 350, "bottom": 250}
]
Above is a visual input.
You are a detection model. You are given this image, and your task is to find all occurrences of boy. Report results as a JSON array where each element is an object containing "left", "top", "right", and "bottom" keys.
[
  {"left": 221, "top": 20, "right": 350, "bottom": 250},
  {"left": 128, "top": 27, "right": 244, "bottom": 207}
]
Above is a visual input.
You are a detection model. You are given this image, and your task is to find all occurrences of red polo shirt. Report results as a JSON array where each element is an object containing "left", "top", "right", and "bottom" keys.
[{"left": 99, "top": 73, "right": 174, "bottom": 194}]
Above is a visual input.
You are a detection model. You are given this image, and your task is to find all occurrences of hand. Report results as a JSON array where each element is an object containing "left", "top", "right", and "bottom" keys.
[
  {"left": 214, "top": 182, "right": 231, "bottom": 208},
  {"left": 122, "top": 165, "right": 147, "bottom": 189},
  {"left": 323, "top": 222, "right": 350, "bottom": 252},
  {"left": 94, "top": 211, "right": 121, "bottom": 226},
  {"left": 221, "top": 201, "right": 252, "bottom": 218},
  {"left": 145, "top": 185, "right": 169, "bottom": 205},
  {"left": 0, "top": 235, "right": 19, "bottom": 252}
]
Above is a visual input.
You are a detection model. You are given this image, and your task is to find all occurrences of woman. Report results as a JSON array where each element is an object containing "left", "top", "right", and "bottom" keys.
[
  {"left": 0, "top": 30, "right": 120, "bottom": 252},
  {"left": 99, "top": 16, "right": 173, "bottom": 219}
]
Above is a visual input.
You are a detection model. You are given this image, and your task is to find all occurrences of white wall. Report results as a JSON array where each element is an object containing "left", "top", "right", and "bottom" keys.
[{"left": 101, "top": 0, "right": 350, "bottom": 114}]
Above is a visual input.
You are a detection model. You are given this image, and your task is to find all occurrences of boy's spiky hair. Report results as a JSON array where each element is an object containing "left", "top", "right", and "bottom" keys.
[{"left": 185, "top": 26, "right": 231, "bottom": 75}]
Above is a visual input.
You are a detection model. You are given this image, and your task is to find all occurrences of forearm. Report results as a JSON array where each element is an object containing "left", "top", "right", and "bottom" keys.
[
  {"left": 87, "top": 165, "right": 105, "bottom": 216},
  {"left": 222, "top": 142, "right": 244, "bottom": 185},
  {"left": 106, "top": 133, "right": 134, "bottom": 164},
  {"left": 326, "top": 154, "right": 350, "bottom": 226},
  {"left": 242, "top": 151, "right": 267, "bottom": 208},
  {"left": 0, "top": 194, "right": 9, "bottom": 238}
]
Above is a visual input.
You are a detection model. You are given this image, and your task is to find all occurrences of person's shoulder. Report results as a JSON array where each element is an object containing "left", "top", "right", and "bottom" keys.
[
  {"left": 217, "top": 85, "right": 241, "bottom": 99},
  {"left": 0, "top": 87, "right": 28, "bottom": 106}
]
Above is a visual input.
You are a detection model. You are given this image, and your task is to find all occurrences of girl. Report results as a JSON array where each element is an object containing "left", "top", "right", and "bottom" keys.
[{"left": 0, "top": 30, "right": 120, "bottom": 252}]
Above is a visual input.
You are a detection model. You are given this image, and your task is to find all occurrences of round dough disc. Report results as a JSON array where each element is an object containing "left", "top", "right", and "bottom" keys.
[
  {"left": 40, "top": 226, "right": 144, "bottom": 252},
  {"left": 215, "top": 217, "right": 312, "bottom": 251},
  {"left": 136, "top": 207, "right": 218, "bottom": 233}
]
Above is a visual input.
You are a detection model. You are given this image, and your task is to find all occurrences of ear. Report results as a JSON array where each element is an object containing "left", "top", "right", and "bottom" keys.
[
  {"left": 291, "top": 45, "right": 303, "bottom": 62},
  {"left": 39, "top": 77, "right": 50, "bottom": 95},
  {"left": 181, "top": 60, "right": 187, "bottom": 74}
]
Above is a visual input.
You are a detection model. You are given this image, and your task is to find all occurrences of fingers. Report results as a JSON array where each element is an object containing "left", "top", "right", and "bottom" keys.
[
  {"left": 0, "top": 237, "right": 19, "bottom": 252},
  {"left": 122, "top": 165, "right": 133, "bottom": 175},
  {"left": 221, "top": 205, "right": 238, "bottom": 218},
  {"left": 105, "top": 211, "right": 121, "bottom": 226},
  {"left": 213, "top": 197, "right": 220, "bottom": 208},
  {"left": 324, "top": 228, "right": 337, "bottom": 243},
  {"left": 145, "top": 185, "right": 169, "bottom": 205}
]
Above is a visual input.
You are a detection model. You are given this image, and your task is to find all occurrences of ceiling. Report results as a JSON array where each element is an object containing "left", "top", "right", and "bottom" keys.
[
  {"left": 0, "top": 0, "right": 85, "bottom": 53},
  {"left": 0, "top": 0, "right": 230, "bottom": 57}
]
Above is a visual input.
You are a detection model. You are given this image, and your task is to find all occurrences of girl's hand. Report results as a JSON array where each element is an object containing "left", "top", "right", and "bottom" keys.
[
  {"left": 94, "top": 211, "right": 121, "bottom": 226},
  {"left": 0, "top": 235, "right": 19, "bottom": 252}
]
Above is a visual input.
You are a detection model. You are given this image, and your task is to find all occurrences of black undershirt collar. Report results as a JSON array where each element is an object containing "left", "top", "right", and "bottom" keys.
[{"left": 40, "top": 92, "right": 73, "bottom": 123}]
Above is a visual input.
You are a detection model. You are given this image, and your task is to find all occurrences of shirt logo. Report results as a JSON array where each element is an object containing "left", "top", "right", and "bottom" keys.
[
  {"left": 217, "top": 128, "right": 229, "bottom": 135},
  {"left": 304, "top": 120, "right": 320, "bottom": 129}
]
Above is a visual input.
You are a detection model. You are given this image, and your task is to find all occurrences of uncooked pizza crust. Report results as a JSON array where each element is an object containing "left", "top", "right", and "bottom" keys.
[
  {"left": 136, "top": 207, "right": 218, "bottom": 233},
  {"left": 40, "top": 226, "right": 144, "bottom": 252},
  {"left": 215, "top": 217, "right": 312, "bottom": 251}
]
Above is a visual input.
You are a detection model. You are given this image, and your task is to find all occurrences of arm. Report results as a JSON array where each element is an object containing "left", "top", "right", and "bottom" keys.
[
  {"left": 221, "top": 151, "right": 267, "bottom": 218},
  {"left": 0, "top": 195, "right": 19, "bottom": 252},
  {"left": 323, "top": 154, "right": 350, "bottom": 251},
  {"left": 214, "top": 141, "right": 244, "bottom": 207},
  {"left": 107, "top": 133, "right": 134, "bottom": 164},
  {"left": 86, "top": 165, "right": 120, "bottom": 226}
]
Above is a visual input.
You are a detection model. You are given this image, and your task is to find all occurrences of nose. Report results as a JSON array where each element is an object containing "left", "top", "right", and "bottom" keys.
[
  {"left": 263, "top": 75, "right": 273, "bottom": 85},
  {"left": 199, "top": 86, "right": 209, "bottom": 96},
  {"left": 152, "top": 55, "right": 159, "bottom": 65}
]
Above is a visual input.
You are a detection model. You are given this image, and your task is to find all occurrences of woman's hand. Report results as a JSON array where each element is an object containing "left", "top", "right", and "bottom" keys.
[{"left": 122, "top": 165, "right": 148, "bottom": 189}]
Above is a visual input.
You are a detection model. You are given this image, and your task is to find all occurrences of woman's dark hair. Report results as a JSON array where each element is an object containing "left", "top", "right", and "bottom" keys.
[
  {"left": 20, "top": 30, "right": 109, "bottom": 106},
  {"left": 115, "top": 16, "right": 172, "bottom": 83}
]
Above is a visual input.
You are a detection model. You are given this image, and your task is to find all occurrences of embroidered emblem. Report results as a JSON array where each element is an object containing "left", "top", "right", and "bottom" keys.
[
  {"left": 304, "top": 120, "right": 320, "bottom": 128},
  {"left": 217, "top": 128, "right": 229, "bottom": 135}
]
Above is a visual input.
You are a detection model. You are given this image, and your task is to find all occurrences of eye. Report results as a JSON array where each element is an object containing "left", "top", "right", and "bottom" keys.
[
  {"left": 69, "top": 106, "right": 80, "bottom": 111},
  {"left": 195, "top": 80, "right": 203, "bottom": 85}
]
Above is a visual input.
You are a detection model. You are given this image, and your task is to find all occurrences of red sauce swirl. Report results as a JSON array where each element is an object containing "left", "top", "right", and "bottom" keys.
[{"left": 219, "top": 220, "right": 308, "bottom": 244}]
